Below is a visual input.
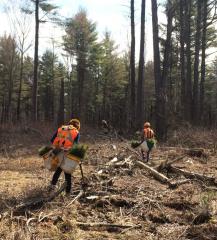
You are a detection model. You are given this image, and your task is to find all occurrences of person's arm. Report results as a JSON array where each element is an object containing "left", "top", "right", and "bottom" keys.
[
  {"left": 143, "top": 129, "right": 148, "bottom": 141},
  {"left": 74, "top": 132, "right": 80, "bottom": 144}
]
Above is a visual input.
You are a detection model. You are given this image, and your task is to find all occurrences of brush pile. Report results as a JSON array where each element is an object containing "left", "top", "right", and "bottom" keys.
[{"left": 0, "top": 131, "right": 217, "bottom": 239}]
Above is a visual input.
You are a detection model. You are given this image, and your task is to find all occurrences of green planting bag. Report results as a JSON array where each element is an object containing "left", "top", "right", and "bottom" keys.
[
  {"left": 131, "top": 140, "right": 141, "bottom": 148},
  {"left": 38, "top": 146, "right": 53, "bottom": 156},
  {"left": 147, "top": 139, "right": 156, "bottom": 150},
  {"left": 68, "top": 144, "right": 88, "bottom": 159}
]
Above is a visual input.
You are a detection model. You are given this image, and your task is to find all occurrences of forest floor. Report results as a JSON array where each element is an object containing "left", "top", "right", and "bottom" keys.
[{"left": 0, "top": 125, "right": 217, "bottom": 240}]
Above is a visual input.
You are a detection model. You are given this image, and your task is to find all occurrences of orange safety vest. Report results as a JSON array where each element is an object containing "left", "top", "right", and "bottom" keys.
[
  {"left": 53, "top": 125, "right": 78, "bottom": 150},
  {"left": 144, "top": 127, "right": 154, "bottom": 139}
]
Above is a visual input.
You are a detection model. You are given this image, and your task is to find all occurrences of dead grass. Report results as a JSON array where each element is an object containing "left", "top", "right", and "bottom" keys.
[
  {"left": 0, "top": 126, "right": 217, "bottom": 239},
  {"left": 167, "top": 126, "right": 217, "bottom": 150}
]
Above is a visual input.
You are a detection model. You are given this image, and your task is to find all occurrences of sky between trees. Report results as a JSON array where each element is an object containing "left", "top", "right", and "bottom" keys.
[{"left": 0, "top": 0, "right": 169, "bottom": 61}]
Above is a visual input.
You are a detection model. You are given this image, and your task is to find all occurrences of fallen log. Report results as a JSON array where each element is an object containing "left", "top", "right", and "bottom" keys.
[
  {"left": 158, "top": 146, "right": 189, "bottom": 150},
  {"left": 200, "top": 186, "right": 217, "bottom": 191},
  {"left": 168, "top": 166, "right": 216, "bottom": 184},
  {"left": 76, "top": 222, "right": 141, "bottom": 229},
  {"left": 169, "top": 179, "right": 192, "bottom": 189},
  {"left": 135, "top": 161, "right": 171, "bottom": 184}
]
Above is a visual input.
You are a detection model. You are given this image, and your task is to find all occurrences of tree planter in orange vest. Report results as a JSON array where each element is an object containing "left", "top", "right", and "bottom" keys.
[{"left": 53, "top": 125, "right": 79, "bottom": 150}]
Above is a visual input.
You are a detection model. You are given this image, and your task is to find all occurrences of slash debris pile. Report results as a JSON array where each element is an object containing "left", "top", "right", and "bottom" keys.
[{"left": 0, "top": 131, "right": 217, "bottom": 240}]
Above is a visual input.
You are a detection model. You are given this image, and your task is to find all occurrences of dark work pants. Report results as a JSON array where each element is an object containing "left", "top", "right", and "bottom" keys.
[
  {"left": 51, "top": 167, "right": 72, "bottom": 193},
  {"left": 141, "top": 149, "right": 151, "bottom": 162}
]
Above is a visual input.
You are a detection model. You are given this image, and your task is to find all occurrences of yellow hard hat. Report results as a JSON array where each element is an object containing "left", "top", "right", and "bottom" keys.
[
  {"left": 144, "top": 122, "right": 151, "bottom": 128},
  {"left": 69, "top": 118, "right": 80, "bottom": 130}
]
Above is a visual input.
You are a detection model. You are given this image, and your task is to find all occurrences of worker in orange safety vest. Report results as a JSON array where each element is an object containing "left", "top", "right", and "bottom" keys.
[
  {"left": 49, "top": 119, "right": 80, "bottom": 195},
  {"left": 141, "top": 122, "right": 155, "bottom": 162}
]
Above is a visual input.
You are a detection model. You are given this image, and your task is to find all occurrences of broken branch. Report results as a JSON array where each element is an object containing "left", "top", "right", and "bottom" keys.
[
  {"left": 76, "top": 222, "right": 141, "bottom": 229},
  {"left": 168, "top": 166, "right": 216, "bottom": 184},
  {"left": 135, "top": 160, "right": 171, "bottom": 184}
]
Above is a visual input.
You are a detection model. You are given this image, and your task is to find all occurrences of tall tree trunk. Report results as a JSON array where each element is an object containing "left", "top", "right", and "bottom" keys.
[
  {"left": 179, "top": 0, "right": 185, "bottom": 113},
  {"left": 130, "top": 0, "right": 136, "bottom": 128},
  {"left": 184, "top": 0, "right": 192, "bottom": 121},
  {"left": 162, "top": 0, "right": 173, "bottom": 130},
  {"left": 162, "top": 0, "right": 173, "bottom": 100},
  {"left": 136, "top": 0, "right": 146, "bottom": 129},
  {"left": 151, "top": 0, "right": 166, "bottom": 140},
  {"left": 51, "top": 40, "right": 55, "bottom": 121},
  {"left": 77, "top": 56, "right": 85, "bottom": 121},
  {"left": 17, "top": 43, "right": 24, "bottom": 121},
  {"left": 32, "top": 0, "right": 39, "bottom": 121},
  {"left": 57, "top": 78, "right": 65, "bottom": 126},
  {"left": 200, "top": 0, "right": 208, "bottom": 120},
  {"left": 193, "top": 0, "right": 202, "bottom": 123},
  {"left": 6, "top": 44, "right": 16, "bottom": 122},
  {"left": 1, "top": 95, "right": 6, "bottom": 124},
  {"left": 44, "top": 84, "right": 51, "bottom": 121},
  {"left": 102, "top": 70, "right": 108, "bottom": 121}
]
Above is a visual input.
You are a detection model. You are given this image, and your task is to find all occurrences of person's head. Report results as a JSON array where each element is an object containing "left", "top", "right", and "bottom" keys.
[
  {"left": 144, "top": 122, "right": 151, "bottom": 128},
  {"left": 68, "top": 118, "right": 80, "bottom": 130}
]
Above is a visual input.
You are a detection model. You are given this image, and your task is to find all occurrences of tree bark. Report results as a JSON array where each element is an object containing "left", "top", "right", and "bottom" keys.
[
  {"left": 6, "top": 42, "right": 16, "bottom": 122},
  {"left": 17, "top": 43, "right": 24, "bottom": 121},
  {"left": 168, "top": 166, "right": 216, "bottom": 184},
  {"left": 193, "top": 0, "right": 202, "bottom": 123},
  {"left": 136, "top": 0, "right": 146, "bottom": 129},
  {"left": 184, "top": 0, "right": 192, "bottom": 121},
  {"left": 32, "top": 0, "right": 39, "bottom": 121},
  {"left": 162, "top": 0, "right": 173, "bottom": 88},
  {"left": 179, "top": 0, "right": 185, "bottom": 113},
  {"left": 57, "top": 78, "right": 65, "bottom": 126},
  {"left": 151, "top": 0, "right": 166, "bottom": 140},
  {"left": 51, "top": 40, "right": 55, "bottom": 121},
  {"left": 130, "top": 0, "right": 136, "bottom": 128},
  {"left": 200, "top": 0, "right": 208, "bottom": 121},
  {"left": 136, "top": 160, "right": 171, "bottom": 184},
  {"left": 77, "top": 56, "right": 85, "bottom": 121},
  {"left": 161, "top": 0, "right": 173, "bottom": 131}
]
